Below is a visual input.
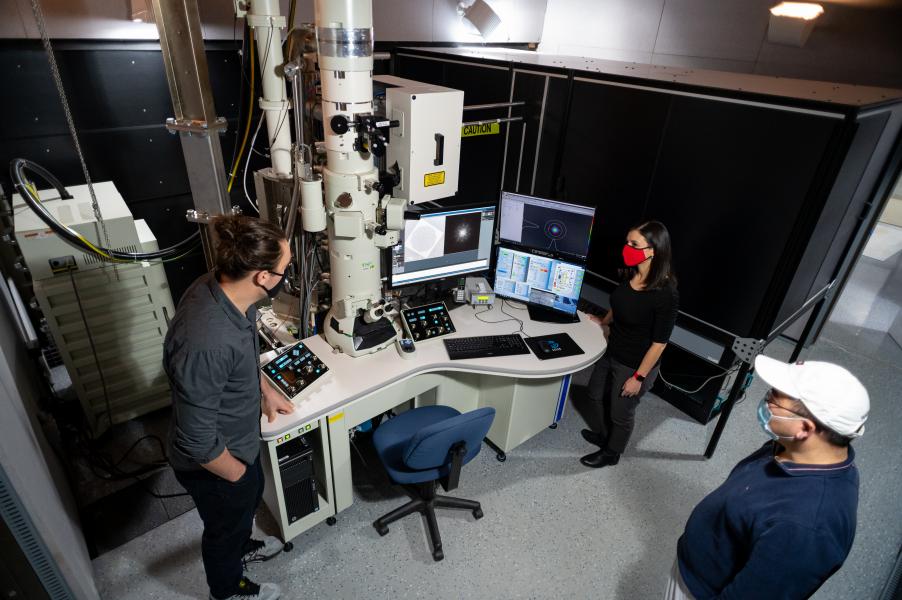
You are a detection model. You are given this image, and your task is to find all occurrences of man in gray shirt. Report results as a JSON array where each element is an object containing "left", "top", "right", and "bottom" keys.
[{"left": 165, "top": 215, "right": 294, "bottom": 600}]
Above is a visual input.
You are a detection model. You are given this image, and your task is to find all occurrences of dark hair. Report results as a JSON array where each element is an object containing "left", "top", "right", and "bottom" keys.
[
  {"left": 212, "top": 215, "right": 286, "bottom": 280},
  {"left": 792, "top": 400, "right": 853, "bottom": 448},
  {"left": 621, "top": 220, "right": 677, "bottom": 290}
]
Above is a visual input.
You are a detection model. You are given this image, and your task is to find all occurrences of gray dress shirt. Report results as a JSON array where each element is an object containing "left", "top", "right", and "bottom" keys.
[{"left": 164, "top": 273, "right": 261, "bottom": 472}]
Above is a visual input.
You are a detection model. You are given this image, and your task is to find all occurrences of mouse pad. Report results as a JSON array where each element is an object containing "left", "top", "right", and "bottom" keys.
[{"left": 525, "top": 333, "right": 584, "bottom": 360}]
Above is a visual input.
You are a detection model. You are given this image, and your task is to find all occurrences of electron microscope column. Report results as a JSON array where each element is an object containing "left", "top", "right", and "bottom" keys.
[{"left": 315, "top": 0, "right": 388, "bottom": 355}]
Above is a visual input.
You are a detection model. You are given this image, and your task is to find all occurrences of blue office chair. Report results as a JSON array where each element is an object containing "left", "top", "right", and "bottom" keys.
[{"left": 372, "top": 405, "right": 495, "bottom": 561}]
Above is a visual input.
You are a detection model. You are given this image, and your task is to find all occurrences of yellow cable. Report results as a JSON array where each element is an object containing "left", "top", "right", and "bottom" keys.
[
  {"left": 23, "top": 176, "right": 122, "bottom": 262},
  {"left": 227, "top": 28, "right": 256, "bottom": 193}
]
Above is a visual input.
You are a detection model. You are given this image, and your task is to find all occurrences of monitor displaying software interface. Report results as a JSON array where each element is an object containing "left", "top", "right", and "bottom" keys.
[
  {"left": 390, "top": 205, "right": 496, "bottom": 286},
  {"left": 498, "top": 192, "right": 595, "bottom": 259},
  {"left": 494, "top": 246, "right": 585, "bottom": 315}
]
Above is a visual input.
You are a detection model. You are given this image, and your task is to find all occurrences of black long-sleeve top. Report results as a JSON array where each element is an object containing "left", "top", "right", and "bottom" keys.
[{"left": 607, "top": 281, "right": 679, "bottom": 369}]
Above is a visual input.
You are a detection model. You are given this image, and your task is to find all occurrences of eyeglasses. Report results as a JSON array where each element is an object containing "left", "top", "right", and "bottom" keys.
[{"left": 765, "top": 389, "right": 808, "bottom": 419}]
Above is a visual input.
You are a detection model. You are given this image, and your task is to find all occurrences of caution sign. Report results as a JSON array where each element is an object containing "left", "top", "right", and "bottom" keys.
[
  {"left": 461, "top": 122, "right": 500, "bottom": 137},
  {"left": 424, "top": 171, "right": 446, "bottom": 187}
]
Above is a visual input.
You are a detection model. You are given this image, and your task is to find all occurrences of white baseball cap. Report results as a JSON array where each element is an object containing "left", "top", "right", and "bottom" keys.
[{"left": 754, "top": 355, "right": 869, "bottom": 438}]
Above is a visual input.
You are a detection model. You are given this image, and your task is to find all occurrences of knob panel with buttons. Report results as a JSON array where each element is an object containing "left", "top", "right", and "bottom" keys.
[
  {"left": 401, "top": 301, "right": 456, "bottom": 343},
  {"left": 261, "top": 342, "right": 330, "bottom": 402}
]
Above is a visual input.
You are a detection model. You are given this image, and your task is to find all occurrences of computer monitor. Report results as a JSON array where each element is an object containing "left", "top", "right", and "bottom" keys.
[
  {"left": 493, "top": 246, "right": 585, "bottom": 322},
  {"left": 389, "top": 204, "right": 496, "bottom": 287},
  {"left": 498, "top": 191, "right": 595, "bottom": 260}
]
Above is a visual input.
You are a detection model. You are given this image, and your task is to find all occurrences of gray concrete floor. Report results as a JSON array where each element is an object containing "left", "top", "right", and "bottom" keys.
[
  {"left": 91, "top": 340, "right": 902, "bottom": 600},
  {"left": 92, "top": 246, "right": 902, "bottom": 599}
]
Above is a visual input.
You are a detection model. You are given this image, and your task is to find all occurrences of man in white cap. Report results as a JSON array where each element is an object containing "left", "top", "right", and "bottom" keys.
[{"left": 666, "top": 356, "right": 869, "bottom": 600}]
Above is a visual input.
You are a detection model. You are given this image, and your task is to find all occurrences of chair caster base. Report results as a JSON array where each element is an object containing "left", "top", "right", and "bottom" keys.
[
  {"left": 549, "top": 423, "right": 558, "bottom": 429},
  {"left": 472, "top": 508, "right": 483, "bottom": 519},
  {"left": 282, "top": 542, "right": 293, "bottom": 552},
  {"left": 432, "top": 548, "right": 444, "bottom": 561},
  {"left": 326, "top": 517, "right": 337, "bottom": 526},
  {"left": 374, "top": 523, "right": 389, "bottom": 536}
]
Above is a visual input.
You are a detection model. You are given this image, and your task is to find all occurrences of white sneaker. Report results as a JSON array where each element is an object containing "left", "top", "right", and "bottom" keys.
[
  {"left": 210, "top": 577, "right": 280, "bottom": 600},
  {"left": 242, "top": 536, "right": 284, "bottom": 564}
]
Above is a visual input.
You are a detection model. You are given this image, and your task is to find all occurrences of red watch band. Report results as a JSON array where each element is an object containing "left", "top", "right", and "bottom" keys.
[{"left": 632, "top": 372, "right": 646, "bottom": 382}]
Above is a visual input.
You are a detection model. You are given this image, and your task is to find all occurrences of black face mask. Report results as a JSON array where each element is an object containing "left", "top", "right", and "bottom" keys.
[{"left": 262, "top": 271, "right": 285, "bottom": 299}]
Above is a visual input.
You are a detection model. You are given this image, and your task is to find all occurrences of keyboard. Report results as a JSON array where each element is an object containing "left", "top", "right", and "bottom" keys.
[{"left": 443, "top": 334, "right": 532, "bottom": 360}]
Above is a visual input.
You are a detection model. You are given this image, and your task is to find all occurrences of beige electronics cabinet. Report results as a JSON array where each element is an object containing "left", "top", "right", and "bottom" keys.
[
  {"left": 374, "top": 75, "right": 464, "bottom": 205},
  {"left": 13, "top": 182, "right": 176, "bottom": 434}
]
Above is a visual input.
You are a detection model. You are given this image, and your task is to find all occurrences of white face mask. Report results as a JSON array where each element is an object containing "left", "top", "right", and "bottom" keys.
[{"left": 757, "top": 396, "right": 806, "bottom": 441}]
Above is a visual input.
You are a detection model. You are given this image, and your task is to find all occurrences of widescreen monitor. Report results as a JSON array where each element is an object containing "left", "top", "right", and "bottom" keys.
[
  {"left": 389, "top": 204, "right": 496, "bottom": 287},
  {"left": 493, "top": 246, "right": 585, "bottom": 316},
  {"left": 498, "top": 191, "right": 595, "bottom": 260}
]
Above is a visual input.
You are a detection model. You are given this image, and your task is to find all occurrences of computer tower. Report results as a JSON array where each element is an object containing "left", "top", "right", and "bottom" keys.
[{"left": 276, "top": 434, "right": 319, "bottom": 524}]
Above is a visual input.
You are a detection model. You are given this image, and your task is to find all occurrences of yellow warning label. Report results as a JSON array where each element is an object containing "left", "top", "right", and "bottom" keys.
[
  {"left": 424, "top": 171, "right": 446, "bottom": 187},
  {"left": 461, "top": 122, "right": 500, "bottom": 137},
  {"left": 328, "top": 412, "right": 344, "bottom": 424}
]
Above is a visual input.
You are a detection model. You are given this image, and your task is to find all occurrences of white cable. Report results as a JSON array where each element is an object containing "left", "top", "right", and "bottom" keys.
[
  {"left": 657, "top": 364, "right": 740, "bottom": 395},
  {"left": 243, "top": 115, "right": 266, "bottom": 214}
]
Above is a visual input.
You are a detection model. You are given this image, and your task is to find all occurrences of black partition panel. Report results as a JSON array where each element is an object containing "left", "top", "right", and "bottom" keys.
[
  {"left": 391, "top": 48, "right": 902, "bottom": 344},
  {"left": 777, "top": 111, "right": 891, "bottom": 329},
  {"left": 501, "top": 71, "right": 569, "bottom": 199},
  {"left": 644, "top": 96, "right": 842, "bottom": 336},
  {"left": 504, "top": 71, "right": 546, "bottom": 194},
  {"left": 391, "top": 47, "right": 902, "bottom": 430},
  {"left": 558, "top": 80, "right": 671, "bottom": 283}
]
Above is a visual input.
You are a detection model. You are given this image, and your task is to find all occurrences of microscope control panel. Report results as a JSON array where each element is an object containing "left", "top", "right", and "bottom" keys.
[
  {"left": 262, "top": 342, "right": 330, "bottom": 401},
  {"left": 401, "top": 302, "right": 456, "bottom": 342}
]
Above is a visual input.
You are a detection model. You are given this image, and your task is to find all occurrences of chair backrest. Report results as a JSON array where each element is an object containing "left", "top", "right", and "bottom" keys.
[{"left": 403, "top": 407, "right": 495, "bottom": 470}]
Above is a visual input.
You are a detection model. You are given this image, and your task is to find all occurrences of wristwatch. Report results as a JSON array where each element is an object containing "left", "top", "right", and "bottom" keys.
[{"left": 632, "top": 372, "right": 646, "bottom": 382}]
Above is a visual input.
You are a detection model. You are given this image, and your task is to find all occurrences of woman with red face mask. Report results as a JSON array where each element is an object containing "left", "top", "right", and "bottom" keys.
[{"left": 578, "top": 220, "right": 679, "bottom": 468}]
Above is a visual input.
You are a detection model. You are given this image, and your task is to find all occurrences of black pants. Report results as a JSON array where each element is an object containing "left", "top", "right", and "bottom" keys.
[
  {"left": 586, "top": 354, "right": 660, "bottom": 454},
  {"left": 174, "top": 456, "right": 264, "bottom": 599}
]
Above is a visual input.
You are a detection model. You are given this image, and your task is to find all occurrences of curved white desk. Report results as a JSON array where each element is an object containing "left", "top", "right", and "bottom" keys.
[{"left": 258, "top": 303, "right": 606, "bottom": 542}]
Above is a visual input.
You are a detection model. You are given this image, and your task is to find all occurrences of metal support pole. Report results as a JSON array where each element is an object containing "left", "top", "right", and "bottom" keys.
[
  {"left": 463, "top": 101, "right": 525, "bottom": 111},
  {"left": 151, "top": 0, "right": 230, "bottom": 266},
  {"left": 704, "top": 360, "right": 753, "bottom": 459},
  {"left": 462, "top": 117, "right": 523, "bottom": 127},
  {"left": 789, "top": 296, "right": 828, "bottom": 363}
]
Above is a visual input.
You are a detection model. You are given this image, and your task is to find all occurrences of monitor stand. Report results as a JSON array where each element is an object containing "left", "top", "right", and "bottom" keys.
[{"left": 527, "top": 303, "right": 580, "bottom": 324}]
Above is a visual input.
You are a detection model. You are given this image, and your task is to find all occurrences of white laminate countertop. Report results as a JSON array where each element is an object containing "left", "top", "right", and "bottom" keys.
[{"left": 259, "top": 302, "right": 607, "bottom": 440}]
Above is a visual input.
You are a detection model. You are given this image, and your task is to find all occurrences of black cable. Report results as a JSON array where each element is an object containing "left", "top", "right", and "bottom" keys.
[
  {"left": 10, "top": 159, "right": 201, "bottom": 261},
  {"left": 66, "top": 268, "right": 188, "bottom": 500},
  {"left": 68, "top": 267, "right": 115, "bottom": 430},
  {"left": 501, "top": 299, "right": 530, "bottom": 337},
  {"left": 112, "top": 435, "right": 169, "bottom": 469},
  {"left": 473, "top": 300, "right": 530, "bottom": 337}
]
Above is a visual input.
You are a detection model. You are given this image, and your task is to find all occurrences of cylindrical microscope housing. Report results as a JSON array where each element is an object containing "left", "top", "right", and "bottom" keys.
[{"left": 315, "top": 0, "right": 395, "bottom": 356}]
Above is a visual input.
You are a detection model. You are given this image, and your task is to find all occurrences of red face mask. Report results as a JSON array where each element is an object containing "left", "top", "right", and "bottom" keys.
[{"left": 622, "top": 244, "right": 650, "bottom": 267}]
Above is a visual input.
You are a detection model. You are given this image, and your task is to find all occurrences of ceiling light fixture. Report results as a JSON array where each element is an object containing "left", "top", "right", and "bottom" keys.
[
  {"left": 457, "top": 0, "right": 502, "bottom": 39},
  {"left": 129, "top": 0, "right": 153, "bottom": 23},
  {"left": 768, "top": 2, "right": 824, "bottom": 46}
]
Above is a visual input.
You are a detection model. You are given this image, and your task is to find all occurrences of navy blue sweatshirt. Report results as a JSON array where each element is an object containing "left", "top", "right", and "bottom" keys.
[{"left": 677, "top": 442, "right": 859, "bottom": 600}]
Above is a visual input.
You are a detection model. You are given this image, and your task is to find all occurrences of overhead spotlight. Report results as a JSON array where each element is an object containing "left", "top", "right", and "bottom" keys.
[
  {"left": 129, "top": 0, "right": 153, "bottom": 23},
  {"left": 457, "top": 0, "right": 502, "bottom": 38},
  {"left": 767, "top": 2, "right": 824, "bottom": 47}
]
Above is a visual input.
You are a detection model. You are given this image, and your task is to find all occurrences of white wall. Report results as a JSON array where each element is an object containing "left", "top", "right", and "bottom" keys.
[
  {"left": 1, "top": 0, "right": 547, "bottom": 43},
  {"left": 539, "top": 0, "right": 902, "bottom": 88},
  {"left": 0, "top": 291, "right": 99, "bottom": 598}
]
